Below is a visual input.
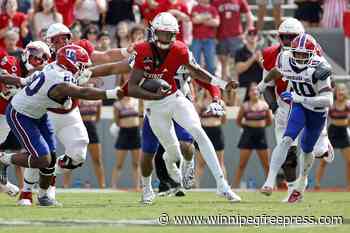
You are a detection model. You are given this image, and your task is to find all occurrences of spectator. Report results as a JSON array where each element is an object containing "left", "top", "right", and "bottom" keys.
[
  {"left": 321, "top": 0, "right": 349, "bottom": 28},
  {"left": 115, "top": 21, "right": 131, "bottom": 48},
  {"left": 75, "top": 0, "right": 106, "bottom": 28},
  {"left": 315, "top": 83, "right": 350, "bottom": 190},
  {"left": 0, "top": 0, "right": 29, "bottom": 49},
  {"left": 163, "top": 0, "right": 190, "bottom": 42},
  {"left": 96, "top": 30, "right": 111, "bottom": 51},
  {"left": 54, "top": 0, "right": 76, "bottom": 27},
  {"left": 63, "top": 80, "right": 106, "bottom": 188},
  {"left": 256, "top": 0, "right": 282, "bottom": 31},
  {"left": 130, "top": 23, "right": 146, "bottom": 43},
  {"left": 195, "top": 90, "right": 227, "bottom": 187},
  {"left": 84, "top": 24, "right": 99, "bottom": 46},
  {"left": 3, "top": 30, "right": 22, "bottom": 59},
  {"left": 111, "top": 97, "right": 141, "bottom": 190},
  {"left": 232, "top": 83, "right": 272, "bottom": 188},
  {"left": 70, "top": 21, "right": 82, "bottom": 42},
  {"left": 212, "top": 0, "right": 254, "bottom": 81},
  {"left": 139, "top": 0, "right": 165, "bottom": 26},
  {"left": 235, "top": 28, "right": 263, "bottom": 102},
  {"left": 191, "top": 0, "right": 220, "bottom": 75},
  {"left": 105, "top": 0, "right": 135, "bottom": 45},
  {"left": 33, "top": 0, "right": 63, "bottom": 39},
  {"left": 294, "top": 0, "right": 323, "bottom": 28}
]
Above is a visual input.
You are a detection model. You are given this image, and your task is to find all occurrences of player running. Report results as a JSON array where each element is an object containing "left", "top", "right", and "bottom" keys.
[
  {"left": 258, "top": 33, "right": 333, "bottom": 203},
  {"left": 0, "top": 45, "right": 121, "bottom": 206},
  {"left": 126, "top": 12, "right": 240, "bottom": 204}
]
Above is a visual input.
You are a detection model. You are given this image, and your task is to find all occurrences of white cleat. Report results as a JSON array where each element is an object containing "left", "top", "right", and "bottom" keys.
[
  {"left": 281, "top": 182, "right": 295, "bottom": 203},
  {"left": 141, "top": 188, "right": 155, "bottom": 205},
  {"left": 0, "top": 181, "right": 19, "bottom": 197},
  {"left": 182, "top": 161, "right": 195, "bottom": 190},
  {"left": 324, "top": 142, "right": 335, "bottom": 163},
  {"left": 217, "top": 181, "right": 241, "bottom": 202},
  {"left": 47, "top": 185, "right": 56, "bottom": 200}
]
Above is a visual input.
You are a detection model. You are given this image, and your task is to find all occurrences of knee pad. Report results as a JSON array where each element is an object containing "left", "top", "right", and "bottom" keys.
[
  {"left": 39, "top": 152, "right": 57, "bottom": 176},
  {"left": 65, "top": 139, "right": 88, "bottom": 165}
]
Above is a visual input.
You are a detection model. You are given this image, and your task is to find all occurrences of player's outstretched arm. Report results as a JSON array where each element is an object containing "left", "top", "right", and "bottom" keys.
[
  {"left": 91, "top": 46, "right": 132, "bottom": 65},
  {"left": 0, "top": 73, "right": 24, "bottom": 86},
  {"left": 89, "top": 59, "right": 131, "bottom": 78},
  {"left": 49, "top": 83, "right": 121, "bottom": 101},
  {"left": 257, "top": 67, "right": 282, "bottom": 93},
  {"left": 127, "top": 68, "right": 167, "bottom": 100},
  {"left": 185, "top": 63, "right": 239, "bottom": 91}
]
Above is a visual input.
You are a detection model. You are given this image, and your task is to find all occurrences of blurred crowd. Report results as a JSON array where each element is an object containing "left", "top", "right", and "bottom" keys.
[{"left": 1, "top": 0, "right": 350, "bottom": 190}]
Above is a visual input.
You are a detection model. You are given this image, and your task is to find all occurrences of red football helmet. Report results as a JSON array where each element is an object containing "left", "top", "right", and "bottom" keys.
[
  {"left": 56, "top": 44, "right": 91, "bottom": 77},
  {"left": 0, "top": 55, "right": 19, "bottom": 75},
  {"left": 290, "top": 33, "right": 318, "bottom": 69}
]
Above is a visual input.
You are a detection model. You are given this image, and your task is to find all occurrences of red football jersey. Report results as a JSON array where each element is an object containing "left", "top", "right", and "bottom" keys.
[
  {"left": 133, "top": 41, "right": 191, "bottom": 94},
  {"left": 0, "top": 55, "right": 22, "bottom": 114},
  {"left": 262, "top": 44, "right": 288, "bottom": 96}
]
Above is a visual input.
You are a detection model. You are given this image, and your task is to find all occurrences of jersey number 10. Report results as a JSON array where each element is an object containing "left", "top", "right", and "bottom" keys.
[{"left": 291, "top": 82, "right": 316, "bottom": 97}]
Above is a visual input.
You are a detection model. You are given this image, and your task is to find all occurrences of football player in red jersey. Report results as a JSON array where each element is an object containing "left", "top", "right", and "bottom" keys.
[{"left": 126, "top": 12, "right": 240, "bottom": 204}]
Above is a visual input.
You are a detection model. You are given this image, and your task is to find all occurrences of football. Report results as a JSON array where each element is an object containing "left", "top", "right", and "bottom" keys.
[{"left": 140, "top": 78, "right": 171, "bottom": 93}]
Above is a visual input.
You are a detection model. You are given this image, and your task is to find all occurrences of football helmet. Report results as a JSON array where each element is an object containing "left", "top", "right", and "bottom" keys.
[
  {"left": 290, "top": 33, "right": 318, "bottom": 69},
  {"left": 23, "top": 41, "right": 51, "bottom": 71},
  {"left": 46, "top": 23, "right": 72, "bottom": 52},
  {"left": 278, "top": 18, "right": 305, "bottom": 48},
  {"left": 151, "top": 12, "right": 179, "bottom": 49},
  {"left": 56, "top": 44, "right": 91, "bottom": 78}
]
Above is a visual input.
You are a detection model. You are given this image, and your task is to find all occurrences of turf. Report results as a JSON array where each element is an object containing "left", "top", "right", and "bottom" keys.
[{"left": 0, "top": 191, "right": 349, "bottom": 233}]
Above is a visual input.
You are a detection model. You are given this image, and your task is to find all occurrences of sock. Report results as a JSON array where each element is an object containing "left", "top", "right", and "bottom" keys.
[
  {"left": 23, "top": 180, "right": 34, "bottom": 193},
  {"left": 264, "top": 137, "right": 294, "bottom": 188},
  {"left": 300, "top": 151, "right": 315, "bottom": 179},
  {"left": 183, "top": 159, "right": 193, "bottom": 168},
  {"left": 38, "top": 188, "right": 48, "bottom": 198},
  {"left": 194, "top": 129, "right": 224, "bottom": 185},
  {"left": 22, "top": 168, "right": 39, "bottom": 192},
  {"left": 142, "top": 175, "right": 152, "bottom": 190}
]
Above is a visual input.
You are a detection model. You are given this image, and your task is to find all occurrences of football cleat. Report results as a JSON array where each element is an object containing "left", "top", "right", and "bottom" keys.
[
  {"left": 37, "top": 195, "right": 62, "bottom": 207},
  {"left": 323, "top": 142, "right": 335, "bottom": 163},
  {"left": 157, "top": 182, "right": 171, "bottom": 197},
  {"left": 287, "top": 190, "right": 304, "bottom": 203},
  {"left": 17, "top": 191, "right": 33, "bottom": 206},
  {"left": 260, "top": 186, "right": 273, "bottom": 196},
  {"left": 182, "top": 161, "right": 195, "bottom": 190},
  {"left": 281, "top": 182, "right": 295, "bottom": 203},
  {"left": 141, "top": 188, "right": 155, "bottom": 205},
  {"left": 0, "top": 181, "right": 19, "bottom": 197},
  {"left": 47, "top": 185, "right": 56, "bottom": 200},
  {"left": 217, "top": 181, "right": 241, "bottom": 202}
]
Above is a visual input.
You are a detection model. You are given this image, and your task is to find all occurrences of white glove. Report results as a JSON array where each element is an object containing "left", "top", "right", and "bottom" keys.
[
  {"left": 291, "top": 92, "right": 304, "bottom": 103},
  {"left": 76, "top": 69, "right": 92, "bottom": 86},
  {"left": 62, "top": 98, "right": 72, "bottom": 110},
  {"left": 205, "top": 101, "right": 225, "bottom": 116},
  {"left": 257, "top": 81, "right": 267, "bottom": 93},
  {"left": 105, "top": 86, "right": 122, "bottom": 100}
]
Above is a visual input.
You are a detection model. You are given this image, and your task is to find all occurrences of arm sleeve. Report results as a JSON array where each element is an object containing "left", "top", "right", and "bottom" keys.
[{"left": 194, "top": 79, "right": 221, "bottom": 99}]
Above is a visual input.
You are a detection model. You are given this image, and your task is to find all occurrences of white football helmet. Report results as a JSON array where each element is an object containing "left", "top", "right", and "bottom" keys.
[
  {"left": 23, "top": 41, "right": 51, "bottom": 70},
  {"left": 46, "top": 23, "right": 72, "bottom": 40},
  {"left": 278, "top": 18, "right": 305, "bottom": 49},
  {"left": 151, "top": 12, "right": 179, "bottom": 49}
]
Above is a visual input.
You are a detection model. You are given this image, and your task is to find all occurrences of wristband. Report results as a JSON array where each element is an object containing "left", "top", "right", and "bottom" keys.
[
  {"left": 121, "top": 48, "right": 130, "bottom": 58},
  {"left": 210, "top": 78, "right": 227, "bottom": 90},
  {"left": 106, "top": 87, "right": 121, "bottom": 99}
]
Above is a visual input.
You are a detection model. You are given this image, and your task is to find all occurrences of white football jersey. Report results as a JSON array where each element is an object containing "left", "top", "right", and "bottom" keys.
[
  {"left": 276, "top": 50, "right": 332, "bottom": 112},
  {"left": 11, "top": 63, "right": 76, "bottom": 119}
]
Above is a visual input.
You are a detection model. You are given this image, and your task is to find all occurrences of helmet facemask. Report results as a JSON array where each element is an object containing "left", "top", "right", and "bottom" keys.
[
  {"left": 291, "top": 49, "right": 314, "bottom": 69},
  {"left": 49, "top": 34, "right": 71, "bottom": 53},
  {"left": 153, "top": 29, "right": 177, "bottom": 50}
]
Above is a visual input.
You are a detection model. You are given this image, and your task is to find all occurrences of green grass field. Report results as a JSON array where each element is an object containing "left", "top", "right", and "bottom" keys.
[{"left": 0, "top": 190, "right": 349, "bottom": 233}]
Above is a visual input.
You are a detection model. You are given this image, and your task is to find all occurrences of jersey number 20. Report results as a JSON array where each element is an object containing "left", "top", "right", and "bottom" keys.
[
  {"left": 291, "top": 82, "right": 316, "bottom": 97},
  {"left": 25, "top": 72, "right": 45, "bottom": 96}
]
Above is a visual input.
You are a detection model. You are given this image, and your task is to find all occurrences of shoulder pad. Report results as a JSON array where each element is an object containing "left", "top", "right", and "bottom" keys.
[{"left": 312, "top": 62, "right": 332, "bottom": 82}]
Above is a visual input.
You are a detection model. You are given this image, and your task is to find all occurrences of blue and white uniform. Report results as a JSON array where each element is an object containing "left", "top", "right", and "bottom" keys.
[
  {"left": 6, "top": 63, "right": 74, "bottom": 157},
  {"left": 276, "top": 50, "right": 333, "bottom": 153}
]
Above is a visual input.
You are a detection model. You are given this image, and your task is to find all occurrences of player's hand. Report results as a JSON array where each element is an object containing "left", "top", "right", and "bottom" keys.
[
  {"left": 117, "top": 87, "right": 125, "bottom": 100},
  {"left": 205, "top": 101, "right": 225, "bottom": 116},
  {"left": 291, "top": 92, "right": 304, "bottom": 103},
  {"left": 76, "top": 69, "right": 92, "bottom": 86},
  {"left": 225, "top": 80, "right": 239, "bottom": 90},
  {"left": 280, "top": 91, "right": 293, "bottom": 104},
  {"left": 257, "top": 81, "right": 267, "bottom": 94}
]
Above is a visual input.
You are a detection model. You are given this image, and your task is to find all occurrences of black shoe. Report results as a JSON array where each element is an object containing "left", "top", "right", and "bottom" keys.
[{"left": 158, "top": 182, "right": 171, "bottom": 196}]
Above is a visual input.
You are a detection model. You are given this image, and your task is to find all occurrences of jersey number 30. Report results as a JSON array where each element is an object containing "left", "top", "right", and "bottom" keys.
[
  {"left": 291, "top": 82, "right": 316, "bottom": 97},
  {"left": 25, "top": 72, "right": 45, "bottom": 96}
]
